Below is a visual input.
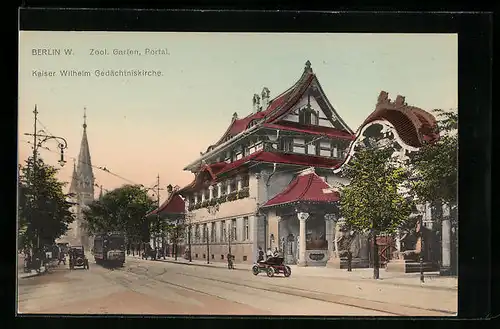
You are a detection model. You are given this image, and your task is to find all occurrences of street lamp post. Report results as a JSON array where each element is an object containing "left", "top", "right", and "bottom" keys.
[
  {"left": 187, "top": 218, "right": 192, "bottom": 262},
  {"left": 419, "top": 212, "right": 425, "bottom": 283},
  {"left": 24, "top": 105, "right": 69, "bottom": 253},
  {"left": 205, "top": 225, "right": 210, "bottom": 264}
]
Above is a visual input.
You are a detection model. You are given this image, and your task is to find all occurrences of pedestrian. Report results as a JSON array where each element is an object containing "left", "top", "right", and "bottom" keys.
[
  {"left": 227, "top": 252, "right": 234, "bottom": 269},
  {"left": 347, "top": 250, "right": 352, "bottom": 272},
  {"left": 257, "top": 247, "right": 264, "bottom": 262},
  {"left": 57, "top": 249, "right": 66, "bottom": 265}
]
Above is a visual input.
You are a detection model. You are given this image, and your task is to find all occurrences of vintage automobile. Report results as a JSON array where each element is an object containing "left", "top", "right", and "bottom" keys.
[
  {"left": 69, "top": 246, "right": 89, "bottom": 270},
  {"left": 252, "top": 256, "right": 291, "bottom": 277}
]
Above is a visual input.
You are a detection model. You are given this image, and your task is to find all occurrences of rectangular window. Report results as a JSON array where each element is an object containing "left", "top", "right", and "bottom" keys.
[
  {"left": 203, "top": 223, "right": 208, "bottom": 241},
  {"left": 211, "top": 223, "right": 216, "bottom": 242},
  {"left": 231, "top": 219, "right": 237, "bottom": 241},
  {"left": 229, "top": 179, "right": 237, "bottom": 193},
  {"left": 195, "top": 224, "right": 200, "bottom": 243},
  {"left": 221, "top": 220, "right": 226, "bottom": 242},
  {"left": 241, "top": 174, "right": 249, "bottom": 188},
  {"left": 220, "top": 181, "right": 227, "bottom": 195},
  {"left": 244, "top": 217, "right": 249, "bottom": 240}
]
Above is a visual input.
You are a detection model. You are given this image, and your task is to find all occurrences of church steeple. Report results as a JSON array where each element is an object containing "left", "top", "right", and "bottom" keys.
[
  {"left": 69, "top": 160, "right": 78, "bottom": 195},
  {"left": 75, "top": 107, "right": 95, "bottom": 198}
]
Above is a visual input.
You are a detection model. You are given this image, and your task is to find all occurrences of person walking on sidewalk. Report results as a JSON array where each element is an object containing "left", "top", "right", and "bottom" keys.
[
  {"left": 227, "top": 252, "right": 234, "bottom": 269},
  {"left": 257, "top": 247, "right": 264, "bottom": 262},
  {"left": 57, "top": 249, "right": 66, "bottom": 265}
]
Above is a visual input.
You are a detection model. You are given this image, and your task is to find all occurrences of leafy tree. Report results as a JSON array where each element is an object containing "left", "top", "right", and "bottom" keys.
[
  {"left": 340, "top": 146, "right": 414, "bottom": 279},
  {"left": 18, "top": 157, "right": 75, "bottom": 253},
  {"left": 409, "top": 109, "right": 458, "bottom": 273},
  {"left": 83, "top": 184, "right": 156, "bottom": 245},
  {"left": 410, "top": 109, "right": 458, "bottom": 206}
]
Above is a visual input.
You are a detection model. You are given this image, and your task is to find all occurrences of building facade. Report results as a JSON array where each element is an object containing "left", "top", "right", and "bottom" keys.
[{"left": 175, "top": 61, "right": 355, "bottom": 265}]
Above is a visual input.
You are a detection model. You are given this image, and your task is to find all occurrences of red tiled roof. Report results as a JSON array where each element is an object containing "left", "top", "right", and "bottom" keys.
[
  {"left": 213, "top": 67, "right": 318, "bottom": 146},
  {"left": 213, "top": 90, "right": 294, "bottom": 146},
  {"left": 179, "top": 150, "right": 343, "bottom": 194},
  {"left": 261, "top": 170, "right": 340, "bottom": 208},
  {"left": 147, "top": 194, "right": 185, "bottom": 217},
  {"left": 263, "top": 122, "right": 355, "bottom": 140}
]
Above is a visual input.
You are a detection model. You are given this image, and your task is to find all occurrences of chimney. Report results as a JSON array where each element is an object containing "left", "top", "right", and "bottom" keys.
[
  {"left": 261, "top": 87, "right": 270, "bottom": 111},
  {"left": 252, "top": 94, "right": 261, "bottom": 113}
]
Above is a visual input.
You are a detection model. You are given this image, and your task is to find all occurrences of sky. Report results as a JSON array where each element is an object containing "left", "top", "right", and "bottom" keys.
[{"left": 18, "top": 32, "right": 457, "bottom": 203}]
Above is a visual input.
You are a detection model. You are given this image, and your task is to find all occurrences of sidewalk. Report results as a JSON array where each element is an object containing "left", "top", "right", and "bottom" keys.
[{"left": 126, "top": 254, "right": 458, "bottom": 291}]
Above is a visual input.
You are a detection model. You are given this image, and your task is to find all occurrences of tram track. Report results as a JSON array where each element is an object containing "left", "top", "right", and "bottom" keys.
[
  {"left": 107, "top": 265, "right": 397, "bottom": 316},
  {"left": 99, "top": 266, "right": 263, "bottom": 311},
  {"left": 96, "top": 260, "right": 455, "bottom": 316},
  {"left": 169, "top": 271, "right": 456, "bottom": 316}
]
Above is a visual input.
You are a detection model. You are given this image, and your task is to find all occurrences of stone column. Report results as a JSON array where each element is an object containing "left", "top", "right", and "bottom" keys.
[
  {"left": 441, "top": 203, "right": 452, "bottom": 275},
  {"left": 324, "top": 214, "right": 336, "bottom": 259},
  {"left": 297, "top": 212, "right": 309, "bottom": 267},
  {"left": 208, "top": 185, "right": 214, "bottom": 200}
]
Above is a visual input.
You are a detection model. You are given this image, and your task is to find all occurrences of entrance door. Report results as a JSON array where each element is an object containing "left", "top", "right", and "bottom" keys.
[{"left": 368, "top": 235, "right": 396, "bottom": 267}]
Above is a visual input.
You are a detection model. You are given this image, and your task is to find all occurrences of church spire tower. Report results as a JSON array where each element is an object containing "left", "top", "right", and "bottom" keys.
[
  {"left": 67, "top": 108, "right": 95, "bottom": 248},
  {"left": 76, "top": 107, "right": 95, "bottom": 198}
]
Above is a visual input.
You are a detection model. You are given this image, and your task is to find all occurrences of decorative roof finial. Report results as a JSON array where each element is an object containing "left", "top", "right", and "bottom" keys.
[
  {"left": 83, "top": 107, "right": 87, "bottom": 129},
  {"left": 305, "top": 60, "right": 312, "bottom": 72}
]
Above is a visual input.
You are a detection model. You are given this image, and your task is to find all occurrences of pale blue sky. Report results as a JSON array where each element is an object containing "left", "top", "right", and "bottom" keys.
[{"left": 19, "top": 32, "right": 457, "bottom": 202}]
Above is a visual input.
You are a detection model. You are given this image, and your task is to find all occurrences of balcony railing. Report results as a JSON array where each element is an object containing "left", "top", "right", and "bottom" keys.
[{"left": 188, "top": 187, "right": 250, "bottom": 211}]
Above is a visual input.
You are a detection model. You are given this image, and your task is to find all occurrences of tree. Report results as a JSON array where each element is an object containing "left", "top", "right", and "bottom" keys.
[
  {"left": 339, "top": 145, "right": 414, "bottom": 279},
  {"left": 83, "top": 184, "right": 156, "bottom": 246},
  {"left": 18, "top": 157, "right": 75, "bottom": 253},
  {"left": 409, "top": 109, "right": 458, "bottom": 274},
  {"left": 410, "top": 109, "right": 458, "bottom": 207}
]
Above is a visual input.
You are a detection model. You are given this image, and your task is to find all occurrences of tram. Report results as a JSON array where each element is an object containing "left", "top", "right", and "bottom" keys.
[{"left": 92, "top": 232, "right": 126, "bottom": 267}]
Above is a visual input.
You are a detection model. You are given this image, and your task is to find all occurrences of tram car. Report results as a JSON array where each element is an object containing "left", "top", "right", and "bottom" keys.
[{"left": 92, "top": 232, "right": 126, "bottom": 267}]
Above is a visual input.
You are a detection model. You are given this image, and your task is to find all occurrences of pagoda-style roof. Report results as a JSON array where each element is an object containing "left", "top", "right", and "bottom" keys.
[
  {"left": 186, "top": 61, "right": 354, "bottom": 171},
  {"left": 178, "top": 151, "right": 342, "bottom": 194},
  {"left": 260, "top": 168, "right": 340, "bottom": 209},
  {"left": 146, "top": 193, "right": 185, "bottom": 217}
]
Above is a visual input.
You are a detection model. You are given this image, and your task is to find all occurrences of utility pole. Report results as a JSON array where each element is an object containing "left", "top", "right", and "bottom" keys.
[
  {"left": 32, "top": 105, "right": 39, "bottom": 253},
  {"left": 156, "top": 173, "right": 161, "bottom": 256},
  {"left": 206, "top": 225, "right": 210, "bottom": 264},
  {"left": 187, "top": 214, "right": 192, "bottom": 262},
  {"left": 419, "top": 210, "right": 425, "bottom": 283}
]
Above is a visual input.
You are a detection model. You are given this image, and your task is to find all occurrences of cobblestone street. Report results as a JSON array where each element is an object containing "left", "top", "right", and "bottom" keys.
[{"left": 17, "top": 255, "right": 457, "bottom": 316}]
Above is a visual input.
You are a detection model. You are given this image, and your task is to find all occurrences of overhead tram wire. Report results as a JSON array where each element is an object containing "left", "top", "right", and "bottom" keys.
[{"left": 20, "top": 140, "right": 142, "bottom": 187}]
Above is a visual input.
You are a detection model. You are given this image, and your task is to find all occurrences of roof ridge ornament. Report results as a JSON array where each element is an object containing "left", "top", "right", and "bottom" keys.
[{"left": 304, "top": 60, "right": 312, "bottom": 72}]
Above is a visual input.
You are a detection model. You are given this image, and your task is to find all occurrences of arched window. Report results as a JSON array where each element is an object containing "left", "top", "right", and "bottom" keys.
[{"left": 299, "top": 107, "right": 318, "bottom": 125}]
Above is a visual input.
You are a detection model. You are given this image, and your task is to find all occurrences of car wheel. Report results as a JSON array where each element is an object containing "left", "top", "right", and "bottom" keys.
[
  {"left": 284, "top": 266, "right": 291, "bottom": 277},
  {"left": 252, "top": 265, "right": 259, "bottom": 275},
  {"left": 266, "top": 267, "right": 274, "bottom": 277}
]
